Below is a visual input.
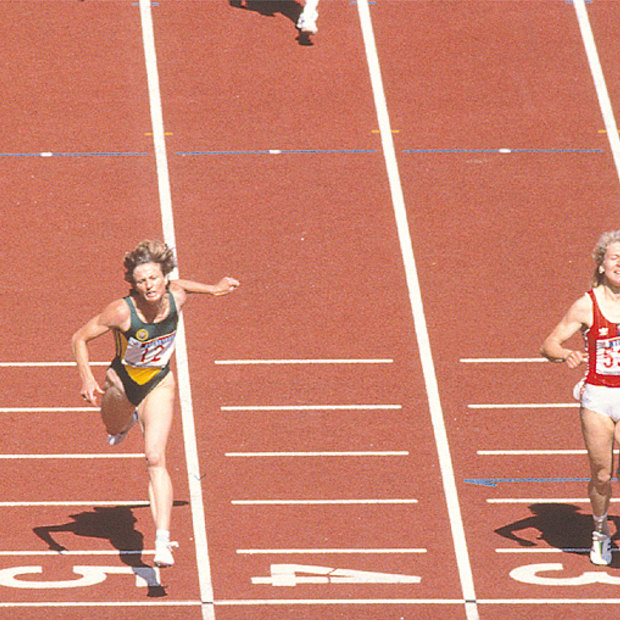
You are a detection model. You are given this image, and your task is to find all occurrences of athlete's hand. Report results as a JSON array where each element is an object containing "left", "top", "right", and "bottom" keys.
[
  {"left": 214, "top": 276, "right": 240, "bottom": 295},
  {"left": 80, "top": 379, "right": 104, "bottom": 405},
  {"left": 565, "top": 350, "right": 587, "bottom": 369}
]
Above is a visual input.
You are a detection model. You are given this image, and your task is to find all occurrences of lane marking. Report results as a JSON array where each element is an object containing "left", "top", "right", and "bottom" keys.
[
  {"left": 469, "top": 403, "right": 578, "bottom": 409},
  {"left": 487, "top": 498, "right": 620, "bottom": 504},
  {"left": 0, "top": 152, "right": 147, "bottom": 158},
  {"left": 217, "top": 598, "right": 463, "bottom": 606},
  {"left": 237, "top": 548, "right": 426, "bottom": 555},
  {"left": 232, "top": 499, "right": 418, "bottom": 506},
  {"left": 0, "top": 408, "right": 98, "bottom": 413},
  {"left": 225, "top": 451, "right": 409, "bottom": 457},
  {"left": 466, "top": 477, "right": 589, "bottom": 487},
  {"left": 0, "top": 601, "right": 201, "bottom": 608},
  {"left": 0, "top": 550, "right": 151, "bottom": 557},
  {"left": 214, "top": 358, "right": 393, "bottom": 365},
  {"left": 573, "top": 0, "right": 620, "bottom": 181},
  {"left": 221, "top": 405, "right": 401, "bottom": 412},
  {"left": 7, "top": 598, "right": 620, "bottom": 608},
  {"left": 459, "top": 358, "right": 546, "bottom": 364},
  {"left": 495, "top": 548, "right": 591, "bottom": 554},
  {"left": 0, "top": 454, "right": 144, "bottom": 459},
  {"left": 139, "top": 1, "right": 214, "bottom": 616},
  {"left": 0, "top": 362, "right": 108, "bottom": 367},
  {"left": 478, "top": 449, "right": 620, "bottom": 456},
  {"left": 356, "top": 2, "right": 477, "bottom": 618},
  {"left": 177, "top": 149, "right": 376, "bottom": 156},
  {"left": 0, "top": 565, "right": 159, "bottom": 589},
  {"left": 402, "top": 148, "right": 602, "bottom": 154},
  {"left": 476, "top": 599, "right": 620, "bottom": 605},
  {"left": 252, "top": 563, "right": 421, "bottom": 586},
  {"left": 0, "top": 501, "right": 149, "bottom": 507}
]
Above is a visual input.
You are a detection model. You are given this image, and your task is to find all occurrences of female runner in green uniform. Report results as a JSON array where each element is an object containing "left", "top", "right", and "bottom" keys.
[{"left": 71, "top": 240, "right": 239, "bottom": 567}]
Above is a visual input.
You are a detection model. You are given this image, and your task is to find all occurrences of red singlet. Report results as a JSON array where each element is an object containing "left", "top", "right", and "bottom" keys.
[{"left": 585, "top": 289, "right": 620, "bottom": 387}]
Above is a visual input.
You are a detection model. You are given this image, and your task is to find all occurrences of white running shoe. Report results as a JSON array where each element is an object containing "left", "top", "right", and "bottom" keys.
[
  {"left": 107, "top": 410, "right": 138, "bottom": 446},
  {"left": 297, "top": 9, "right": 318, "bottom": 34},
  {"left": 154, "top": 540, "right": 178, "bottom": 568},
  {"left": 590, "top": 531, "right": 612, "bottom": 566}
]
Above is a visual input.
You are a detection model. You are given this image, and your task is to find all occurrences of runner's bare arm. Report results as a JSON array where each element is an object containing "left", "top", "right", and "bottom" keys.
[
  {"left": 541, "top": 294, "right": 591, "bottom": 368},
  {"left": 71, "top": 300, "right": 130, "bottom": 404},
  {"left": 171, "top": 277, "right": 240, "bottom": 296}
]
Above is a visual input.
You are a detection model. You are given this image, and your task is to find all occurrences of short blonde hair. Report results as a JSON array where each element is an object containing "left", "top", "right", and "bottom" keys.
[
  {"left": 592, "top": 230, "right": 620, "bottom": 285},
  {"left": 123, "top": 239, "right": 176, "bottom": 285}
]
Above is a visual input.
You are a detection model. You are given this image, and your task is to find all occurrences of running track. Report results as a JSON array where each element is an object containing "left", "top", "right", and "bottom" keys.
[{"left": 2, "top": 1, "right": 620, "bottom": 618}]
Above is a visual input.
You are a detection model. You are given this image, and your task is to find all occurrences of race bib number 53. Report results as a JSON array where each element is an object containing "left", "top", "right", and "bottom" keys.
[{"left": 596, "top": 337, "right": 620, "bottom": 375}]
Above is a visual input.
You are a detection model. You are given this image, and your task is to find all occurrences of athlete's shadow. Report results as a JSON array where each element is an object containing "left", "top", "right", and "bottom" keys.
[
  {"left": 495, "top": 503, "right": 620, "bottom": 567},
  {"left": 228, "top": 0, "right": 314, "bottom": 46},
  {"left": 33, "top": 505, "right": 184, "bottom": 597}
]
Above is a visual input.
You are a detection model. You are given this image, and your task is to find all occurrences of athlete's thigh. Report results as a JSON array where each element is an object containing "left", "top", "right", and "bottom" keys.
[
  {"left": 101, "top": 368, "right": 134, "bottom": 419},
  {"left": 138, "top": 372, "right": 176, "bottom": 454},
  {"left": 581, "top": 407, "right": 616, "bottom": 472}
]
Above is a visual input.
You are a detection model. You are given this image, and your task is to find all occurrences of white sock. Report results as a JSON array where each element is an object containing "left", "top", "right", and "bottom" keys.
[{"left": 156, "top": 529, "right": 170, "bottom": 544}]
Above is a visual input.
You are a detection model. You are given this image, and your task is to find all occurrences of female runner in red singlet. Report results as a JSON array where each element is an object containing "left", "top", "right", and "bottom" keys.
[{"left": 542, "top": 230, "right": 620, "bottom": 566}]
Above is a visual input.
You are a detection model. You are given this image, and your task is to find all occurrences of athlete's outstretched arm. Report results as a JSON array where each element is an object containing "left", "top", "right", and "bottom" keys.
[{"left": 172, "top": 276, "right": 239, "bottom": 296}]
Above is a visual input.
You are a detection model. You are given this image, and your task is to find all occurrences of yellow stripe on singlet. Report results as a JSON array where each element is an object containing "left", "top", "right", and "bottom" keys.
[{"left": 125, "top": 365, "right": 162, "bottom": 385}]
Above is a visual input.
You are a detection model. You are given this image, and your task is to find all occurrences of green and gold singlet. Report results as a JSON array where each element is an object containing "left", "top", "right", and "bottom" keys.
[{"left": 110, "top": 291, "right": 179, "bottom": 406}]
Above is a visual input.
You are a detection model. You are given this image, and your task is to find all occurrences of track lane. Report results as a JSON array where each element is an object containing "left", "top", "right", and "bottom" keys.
[
  {"left": 151, "top": 0, "right": 467, "bottom": 614},
  {"left": 0, "top": 1, "right": 202, "bottom": 615},
  {"left": 373, "top": 0, "right": 620, "bottom": 615}
]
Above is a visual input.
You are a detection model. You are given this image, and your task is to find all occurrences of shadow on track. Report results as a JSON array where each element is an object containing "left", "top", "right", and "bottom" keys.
[
  {"left": 33, "top": 502, "right": 186, "bottom": 597},
  {"left": 494, "top": 503, "right": 620, "bottom": 567},
  {"left": 228, "top": 0, "right": 315, "bottom": 46}
]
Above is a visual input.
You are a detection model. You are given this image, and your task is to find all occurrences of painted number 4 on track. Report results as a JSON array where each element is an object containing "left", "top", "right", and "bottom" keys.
[{"left": 252, "top": 563, "right": 421, "bottom": 586}]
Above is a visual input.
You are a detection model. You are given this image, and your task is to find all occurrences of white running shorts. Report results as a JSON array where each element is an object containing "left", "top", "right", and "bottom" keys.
[{"left": 579, "top": 382, "right": 620, "bottom": 422}]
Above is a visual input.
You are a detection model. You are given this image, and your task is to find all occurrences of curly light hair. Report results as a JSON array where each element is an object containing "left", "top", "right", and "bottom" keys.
[
  {"left": 123, "top": 239, "right": 177, "bottom": 285},
  {"left": 592, "top": 230, "right": 620, "bottom": 286}
]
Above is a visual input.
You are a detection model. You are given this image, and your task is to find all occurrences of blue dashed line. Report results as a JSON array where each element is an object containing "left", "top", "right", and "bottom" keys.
[
  {"left": 465, "top": 477, "right": 598, "bottom": 487},
  {"left": 176, "top": 148, "right": 377, "bottom": 156},
  {"left": 402, "top": 148, "right": 603, "bottom": 154},
  {"left": 0, "top": 152, "right": 148, "bottom": 158}
]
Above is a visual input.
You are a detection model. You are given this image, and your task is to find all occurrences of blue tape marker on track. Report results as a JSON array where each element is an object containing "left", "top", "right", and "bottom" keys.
[
  {"left": 402, "top": 148, "right": 603, "bottom": 154},
  {"left": 0, "top": 152, "right": 148, "bottom": 158},
  {"left": 465, "top": 477, "right": 600, "bottom": 487},
  {"left": 176, "top": 149, "right": 377, "bottom": 156}
]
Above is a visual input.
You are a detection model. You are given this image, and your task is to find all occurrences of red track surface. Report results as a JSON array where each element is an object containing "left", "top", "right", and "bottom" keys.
[{"left": 3, "top": 1, "right": 620, "bottom": 618}]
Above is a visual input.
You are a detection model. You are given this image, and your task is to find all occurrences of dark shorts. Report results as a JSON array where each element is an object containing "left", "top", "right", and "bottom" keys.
[{"left": 110, "top": 357, "right": 170, "bottom": 407}]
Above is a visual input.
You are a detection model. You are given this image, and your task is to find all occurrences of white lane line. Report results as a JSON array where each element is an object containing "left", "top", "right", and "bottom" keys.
[
  {"left": 574, "top": 0, "right": 620, "bottom": 181},
  {"left": 460, "top": 358, "right": 546, "bottom": 364},
  {"left": 232, "top": 499, "right": 418, "bottom": 506},
  {"left": 0, "top": 550, "right": 151, "bottom": 557},
  {"left": 0, "top": 602, "right": 201, "bottom": 608},
  {"left": 221, "top": 404, "right": 401, "bottom": 412},
  {"left": 237, "top": 548, "right": 426, "bottom": 555},
  {"left": 478, "top": 449, "right": 593, "bottom": 456},
  {"left": 0, "top": 501, "right": 150, "bottom": 507},
  {"left": 356, "top": 1, "right": 477, "bottom": 617},
  {"left": 0, "top": 362, "right": 108, "bottom": 367},
  {"left": 217, "top": 599, "right": 463, "bottom": 606},
  {"left": 0, "top": 454, "right": 144, "bottom": 459},
  {"left": 225, "top": 451, "right": 409, "bottom": 457},
  {"left": 495, "top": 548, "right": 589, "bottom": 554},
  {"left": 477, "top": 599, "right": 620, "bottom": 605},
  {"left": 214, "top": 358, "right": 394, "bottom": 365},
  {"left": 487, "top": 498, "right": 620, "bottom": 504},
  {"left": 0, "top": 407, "right": 98, "bottom": 413},
  {"left": 139, "top": 3, "right": 214, "bottom": 617},
  {"left": 469, "top": 403, "right": 578, "bottom": 410}
]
